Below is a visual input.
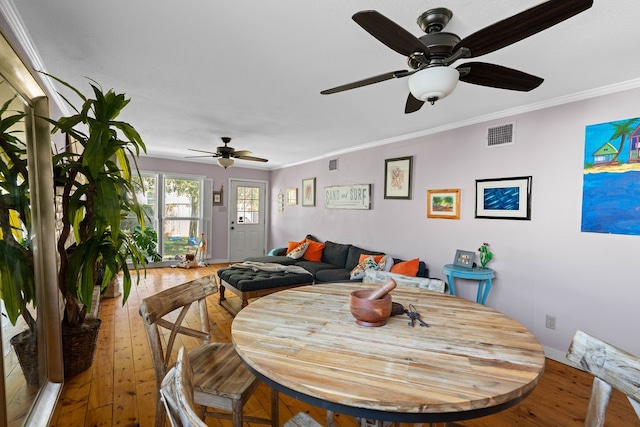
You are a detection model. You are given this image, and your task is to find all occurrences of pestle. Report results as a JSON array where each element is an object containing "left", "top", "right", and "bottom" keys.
[{"left": 366, "top": 279, "right": 397, "bottom": 300}]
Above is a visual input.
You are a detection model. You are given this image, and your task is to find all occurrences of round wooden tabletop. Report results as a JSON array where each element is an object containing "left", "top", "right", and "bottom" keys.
[{"left": 231, "top": 283, "right": 545, "bottom": 423}]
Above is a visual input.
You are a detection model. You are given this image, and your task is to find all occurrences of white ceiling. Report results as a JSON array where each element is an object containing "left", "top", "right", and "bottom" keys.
[{"left": 6, "top": 0, "right": 640, "bottom": 169}]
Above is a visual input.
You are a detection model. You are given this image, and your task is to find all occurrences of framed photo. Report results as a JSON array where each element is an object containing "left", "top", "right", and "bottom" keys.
[
  {"left": 454, "top": 249, "right": 475, "bottom": 269},
  {"left": 384, "top": 156, "right": 412, "bottom": 199},
  {"left": 475, "top": 176, "right": 532, "bottom": 220},
  {"left": 212, "top": 189, "right": 223, "bottom": 206},
  {"left": 427, "top": 188, "right": 460, "bottom": 219},
  {"left": 286, "top": 188, "right": 298, "bottom": 205},
  {"left": 301, "top": 177, "right": 316, "bottom": 207}
]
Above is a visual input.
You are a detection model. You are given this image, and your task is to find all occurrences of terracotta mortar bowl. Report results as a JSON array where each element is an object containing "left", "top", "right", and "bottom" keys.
[{"left": 349, "top": 289, "right": 392, "bottom": 327}]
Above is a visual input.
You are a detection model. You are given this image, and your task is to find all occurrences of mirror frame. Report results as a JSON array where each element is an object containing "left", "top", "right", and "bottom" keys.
[{"left": 0, "top": 28, "right": 63, "bottom": 427}]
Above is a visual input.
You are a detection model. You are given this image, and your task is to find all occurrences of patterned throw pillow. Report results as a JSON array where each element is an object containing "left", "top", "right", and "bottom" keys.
[
  {"left": 286, "top": 242, "right": 309, "bottom": 259},
  {"left": 358, "top": 253, "right": 393, "bottom": 272},
  {"left": 350, "top": 256, "right": 380, "bottom": 280}
]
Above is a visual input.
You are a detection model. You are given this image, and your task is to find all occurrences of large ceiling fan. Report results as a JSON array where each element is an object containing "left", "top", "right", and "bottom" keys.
[
  {"left": 321, "top": 0, "right": 593, "bottom": 114},
  {"left": 187, "top": 137, "right": 268, "bottom": 169}
]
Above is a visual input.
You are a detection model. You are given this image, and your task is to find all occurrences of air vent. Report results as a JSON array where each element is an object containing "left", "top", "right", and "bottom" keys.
[
  {"left": 329, "top": 159, "right": 338, "bottom": 171},
  {"left": 486, "top": 122, "right": 515, "bottom": 147}
]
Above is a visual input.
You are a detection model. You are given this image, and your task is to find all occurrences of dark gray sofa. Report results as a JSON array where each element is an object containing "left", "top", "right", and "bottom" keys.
[{"left": 244, "top": 236, "right": 429, "bottom": 283}]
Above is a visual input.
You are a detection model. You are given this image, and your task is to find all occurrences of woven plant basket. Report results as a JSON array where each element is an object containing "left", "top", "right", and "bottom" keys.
[
  {"left": 62, "top": 317, "right": 102, "bottom": 378},
  {"left": 10, "top": 330, "right": 40, "bottom": 386}
]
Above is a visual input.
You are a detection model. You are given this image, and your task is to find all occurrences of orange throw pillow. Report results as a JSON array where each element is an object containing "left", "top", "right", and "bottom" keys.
[
  {"left": 390, "top": 258, "right": 419, "bottom": 276},
  {"left": 302, "top": 239, "right": 325, "bottom": 262}
]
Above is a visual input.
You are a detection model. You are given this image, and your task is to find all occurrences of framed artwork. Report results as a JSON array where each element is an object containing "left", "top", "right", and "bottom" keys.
[
  {"left": 475, "top": 176, "right": 532, "bottom": 220},
  {"left": 324, "top": 184, "right": 371, "bottom": 210},
  {"left": 454, "top": 249, "right": 475, "bottom": 269},
  {"left": 384, "top": 156, "right": 412, "bottom": 199},
  {"left": 582, "top": 117, "right": 640, "bottom": 235},
  {"left": 301, "top": 177, "right": 316, "bottom": 207},
  {"left": 212, "top": 189, "right": 223, "bottom": 206},
  {"left": 286, "top": 188, "right": 298, "bottom": 205},
  {"left": 427, "top": 188, "right": 460, "bottom": 219}
]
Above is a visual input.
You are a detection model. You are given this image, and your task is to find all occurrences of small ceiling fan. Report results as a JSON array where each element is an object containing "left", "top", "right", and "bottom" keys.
[
  {"left": 187, "top": 137, "right": 268, "bottom": 169},
  {"left": 321, "top": 0, "right": 593, "bottom": 114}
]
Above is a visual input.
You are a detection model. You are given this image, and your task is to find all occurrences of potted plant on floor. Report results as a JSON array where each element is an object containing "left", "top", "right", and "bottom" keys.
[
  {"left": 1, "top": 75, "right": 151, "bottom": 382},
  {"left": 48, "top": 75, "right": 150, "bottom": 377}
]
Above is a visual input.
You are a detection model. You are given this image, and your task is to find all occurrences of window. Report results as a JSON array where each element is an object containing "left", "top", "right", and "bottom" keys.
[
  {"left": 122, "top": 173, "right": 208, "bottom": 262},
  {"left": 163, "top": 177, "right": 202, "bottom": 261},
  {"left": 236, "top": 186, "right": 260, "bottom": 224}
]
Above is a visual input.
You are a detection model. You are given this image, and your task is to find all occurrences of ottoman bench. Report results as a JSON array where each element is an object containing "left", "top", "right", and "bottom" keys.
[{"left": 218, "top": 263, "right": 313, "bottom": 315}]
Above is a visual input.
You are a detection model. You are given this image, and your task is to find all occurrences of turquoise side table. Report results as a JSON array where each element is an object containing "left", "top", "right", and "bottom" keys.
[{"left": 442, "top": 264, "right": 495, "bottom": 305}]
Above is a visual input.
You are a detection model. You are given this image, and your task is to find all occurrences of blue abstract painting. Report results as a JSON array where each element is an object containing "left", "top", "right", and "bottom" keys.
[{"left": 483, "top": 187, "right": 520, "bottom": 211}]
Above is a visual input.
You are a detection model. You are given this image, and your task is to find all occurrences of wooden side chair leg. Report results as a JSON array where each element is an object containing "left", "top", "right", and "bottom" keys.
[
  {"left": 327, "top": 410, "right": 335, "bottom": 427},
  {"left": 154, "top": 399, "right": 167, "bottom": 427},
  {"left": 271, "top": 387, "right": 279, "bottom": 427},
  {"left": 198, "top": 404, "right": 207, "bottom": 421},
  {"left": 585, "top": 377, "right": 612, "bottom": 427},
  {"left": 232, "top": 398, "right": 243, "bottom": 427}
]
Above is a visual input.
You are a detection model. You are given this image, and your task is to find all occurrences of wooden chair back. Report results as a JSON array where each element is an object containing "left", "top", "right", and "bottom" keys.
[
  {"left": 161, "top": 347, "right": 207, "bottom": 427},
  {"left": 566, "top": 330, "right": 640, "bottom": 426},
  {"left": 139, "top": 275, "right": 218, "bottom": 399}
]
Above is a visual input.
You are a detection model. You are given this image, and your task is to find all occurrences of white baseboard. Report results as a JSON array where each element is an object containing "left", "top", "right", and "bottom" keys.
[{"left": 544, "top": 345, "right": 581, "bottom": 370}]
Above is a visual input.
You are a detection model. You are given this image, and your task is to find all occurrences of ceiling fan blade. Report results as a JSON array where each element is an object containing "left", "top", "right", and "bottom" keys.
[
  {"left": 233, "top": 150, "right": 252, "bottom": 157},
  {"left": 352, "top": 10, "right": 430, "bottom": 57},
  {"left": 457, "top": 62, "right": 543, "bottom": 91},
  {"left": 454, "top": 0, "right": 593, "bottom": 58},
  {"left": 405, "top": 93, "right": 425, "bottom": 114},
  {"left": 188, "top": 148, "right": 218, "bottom": 155},
  {"left": 321, "top": 70, "right": 414, "bottom": 95},
  {"left": 185, "top": 155, "right": 220, "bottom": 159},
  {"left": 236, "top": 155, "right": 268, "bottom": 163}
]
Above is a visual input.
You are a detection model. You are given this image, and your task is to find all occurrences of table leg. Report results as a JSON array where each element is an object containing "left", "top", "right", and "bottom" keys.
[
  {"left": 446, "top": 274, "right": 456, "bottom": 296},
  {"left": 475, "top": 280, "right": 485, "bottom": 304},
  {"left": 481, "top": 278, "right": 492, "bottom": 305}
]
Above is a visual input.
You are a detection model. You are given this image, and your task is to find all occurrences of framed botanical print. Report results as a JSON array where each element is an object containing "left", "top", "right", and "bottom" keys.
[
  {"left": 384, "top": 156, "right": 412, "bottom": 199},
  {"left": 301, "top": 177, "right": 316, "bottom": 207}
]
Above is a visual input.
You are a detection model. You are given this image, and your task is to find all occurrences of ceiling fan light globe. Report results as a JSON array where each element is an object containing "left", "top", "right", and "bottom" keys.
[
  {"left": 217, "top": 157, "right": 234, "bottom": 169},
  {"left": 408, "top": 66, "right": 459, "bottom": 102}
]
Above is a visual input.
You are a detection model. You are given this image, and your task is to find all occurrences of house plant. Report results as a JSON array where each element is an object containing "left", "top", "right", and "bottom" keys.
[
  {"left": 1, "top": 75, "right": 152, "bottom": 382},
  {"left": 48, "top": 75, "right": 150, "bottom": 376}
]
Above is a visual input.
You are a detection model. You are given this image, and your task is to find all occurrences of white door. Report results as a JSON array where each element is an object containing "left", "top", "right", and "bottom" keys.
[{"left": 228, "top": 179, "right": 267, "bottom": 261}]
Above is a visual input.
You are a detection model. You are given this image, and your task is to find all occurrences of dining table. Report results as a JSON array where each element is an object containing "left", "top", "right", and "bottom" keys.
[{"left": 231, "top": 282, "right": 545, "bottom": 425}]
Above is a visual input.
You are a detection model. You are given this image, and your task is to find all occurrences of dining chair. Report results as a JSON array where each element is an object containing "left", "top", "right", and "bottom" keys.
[
  {"left": 161, "top": 347, "right": 207, "bottom": 427},
  {"left": 139, "top": 274, "right": 278, "bottom": 427},
  {"left": 566, "top": 330, "right": 640, "bottom": 426}
]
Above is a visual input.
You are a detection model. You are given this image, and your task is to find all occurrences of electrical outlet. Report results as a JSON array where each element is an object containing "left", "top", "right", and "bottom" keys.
[{"left": 545, "top": 315, "right": 556, "bottom": 330}]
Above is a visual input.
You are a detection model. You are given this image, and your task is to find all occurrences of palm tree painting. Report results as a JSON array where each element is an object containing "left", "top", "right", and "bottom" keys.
[{"left": 581, "top": 117, "right": 640, "bottom": 235}]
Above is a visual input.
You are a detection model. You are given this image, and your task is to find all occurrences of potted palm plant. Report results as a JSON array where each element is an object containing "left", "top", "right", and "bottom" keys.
[
  {"left": 48, "top": 75, "right": 150, "bottom": 377},
  {"left": 1, "top": 75, "right": 152, "bottom": 382}
]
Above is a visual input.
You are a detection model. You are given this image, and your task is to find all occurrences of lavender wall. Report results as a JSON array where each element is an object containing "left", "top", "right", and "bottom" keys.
[
  {"left": 270, "top": 87, "right": 640, "bottom": 359},
  {"left": 135, "top": 156, "right": 270, "bottom": 262}
]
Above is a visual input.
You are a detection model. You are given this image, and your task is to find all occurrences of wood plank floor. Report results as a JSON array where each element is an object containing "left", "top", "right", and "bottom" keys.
[{"left": 7, "top": 266, "right": 638, "bottom": 426}]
